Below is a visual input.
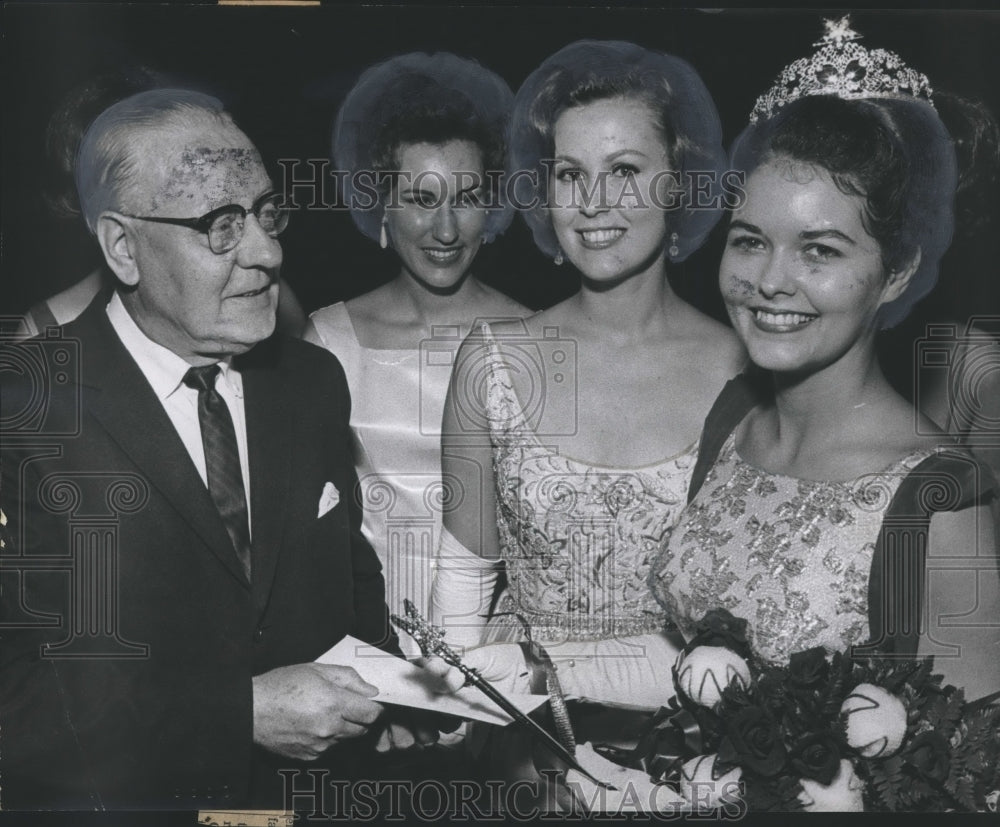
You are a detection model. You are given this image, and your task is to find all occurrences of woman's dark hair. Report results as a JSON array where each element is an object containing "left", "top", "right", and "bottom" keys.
[
  {"left": 334, "top": 52, "right": 515, "bottom": 243},
  {"left": 368, "top": 100, "right": 505, "bottom": 186},
  {"left": 759, "top": 96, "right": 911, "bottom": 274},
  {"left": 934, "top": 92, "right": 1000, "bottom": 239},
  {"left": 731, "top": 94, "right": 958, "bottom": 328},
  {"left": 43, "top": 66, "right": 163, "bottom": 219},
  {"left": 509, "top": 40, "right": 727, "bottom": 263}
]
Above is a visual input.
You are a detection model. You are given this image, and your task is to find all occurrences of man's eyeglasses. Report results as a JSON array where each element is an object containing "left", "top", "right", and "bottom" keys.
[{"left": 122, "top": 191, "right": 289, "bottom": 254}]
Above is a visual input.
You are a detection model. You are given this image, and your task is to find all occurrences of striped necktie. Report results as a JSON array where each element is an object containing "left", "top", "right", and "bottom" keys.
[{"left": 182, "top": 364, "right": 251, "bottom": 582}]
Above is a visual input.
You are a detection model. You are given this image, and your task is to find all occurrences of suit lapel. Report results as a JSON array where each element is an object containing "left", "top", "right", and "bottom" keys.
[
  {"left": 239, "top": 341, "right": 292, "bottom": 617},
  {"left": 72, "top": 298, "right": 251, "bottom": 590}
]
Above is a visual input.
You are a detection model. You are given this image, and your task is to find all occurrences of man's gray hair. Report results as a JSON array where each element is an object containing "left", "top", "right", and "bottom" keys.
[{"left": 75, "top": 88, "right": 231, "bottom": 233}]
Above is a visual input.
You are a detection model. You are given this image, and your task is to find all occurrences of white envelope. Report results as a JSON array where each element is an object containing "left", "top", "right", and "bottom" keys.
[{"left": 315, "top": 636, "right": 547, "bottom": 726}]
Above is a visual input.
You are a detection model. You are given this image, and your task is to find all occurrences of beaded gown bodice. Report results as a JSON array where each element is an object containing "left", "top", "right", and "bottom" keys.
[
  {"left": 476, "top": 325, "right": 697, "bottom": 644},
  {"left": 650, "top": 433, "right": 934, "bottom": 665}
]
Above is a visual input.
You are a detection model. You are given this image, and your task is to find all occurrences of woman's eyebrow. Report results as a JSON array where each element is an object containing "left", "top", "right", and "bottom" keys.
[
  {"left": 800, "top": 228, "right": 856, "bottom": 245},
  {"left": 607, "top": 148, "right": 651, "bottom": 162},
  {"left": 729, "top": 219, "right": 763, "bottom": 234}
]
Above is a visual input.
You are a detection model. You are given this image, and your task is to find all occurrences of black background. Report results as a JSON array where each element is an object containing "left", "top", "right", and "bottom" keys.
[{"left": 4, "top": 6, "right": 998, "bottom": 339}]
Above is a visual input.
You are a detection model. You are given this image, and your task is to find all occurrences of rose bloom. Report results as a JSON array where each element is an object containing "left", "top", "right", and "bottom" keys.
[
  {"left": 840, "top": 684, "right": 908, "bottom": 758},
  {"left": 905, "top": 731, "right": 950, "bottom": 783},
  {"left": 685, "top": 608, "right": 751, "bottom": 654},
  {"left": 718, "top": 706, "right": 786, "bottom": 777},
  {"left": 789, "top": 733, "right": 841, "bottom": 785},
  {"left": 676, "top": 646, "right": 752, "bottom": 708},
  {"left": 787, "top": 647, "right": 829, "bottom": 689}
]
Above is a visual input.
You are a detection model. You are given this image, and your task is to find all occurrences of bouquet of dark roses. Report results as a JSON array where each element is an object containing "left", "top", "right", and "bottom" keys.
[{"left": 601, "top": 609, "right": 1000, "bottom": 812}]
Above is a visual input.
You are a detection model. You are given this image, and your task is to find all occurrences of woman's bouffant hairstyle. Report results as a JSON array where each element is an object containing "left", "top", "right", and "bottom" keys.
[
  {"left": 44, "top": 66, "right": 165, "bottom": 221},
  {"left": 509, "top": 40, "right": 728, "bottom": 264},
  {"left": 731, "top": 94, "right": 958, "bottom": 329},
  {"left": 934, "top": 92, "right": 1000, "bottom": 240},
  {"left": 333, "top": 52, "right": 515, "bottom": 244}
]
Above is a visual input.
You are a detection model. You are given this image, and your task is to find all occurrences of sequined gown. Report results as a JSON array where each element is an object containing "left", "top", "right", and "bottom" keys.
[
  {"left": 476, "top": 325, "right": 694, "bottom": 708},
  {"left": 305, "top": 302, "right": 455, "bottom": 656},
  {"left": 650, "top": 429, "right": 935, "bottom": 666}
]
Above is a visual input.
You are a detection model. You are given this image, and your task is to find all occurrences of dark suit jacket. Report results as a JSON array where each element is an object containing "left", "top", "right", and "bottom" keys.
[{"left": 0, "top": 294, "right": 398, "bottom": 810}]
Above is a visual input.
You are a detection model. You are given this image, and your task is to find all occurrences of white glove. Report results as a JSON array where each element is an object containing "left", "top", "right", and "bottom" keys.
[
  {"left": 424, "top": 644, "right": 532, "bottom": 699},
  {"left": 547, "top": 633, "right": 682, "bottom": 709},
  {"left": 428, "top": 527, "right": 501, "bottom": 651},
  {"left": 462, "top": 643, "right": 533, "bottom": 696},
  {"left": 565, "top": 742, "right": 685, "bottom": 814}
]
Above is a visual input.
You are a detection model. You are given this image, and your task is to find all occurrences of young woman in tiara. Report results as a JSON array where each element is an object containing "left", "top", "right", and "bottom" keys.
[
  {"left": 429, "top": 40, "right": 744, "bottom": 799},
  {"left": 568, "top": 18, "right": 999, "bottom": 812},
  {"left": 304, "top": 53, "right": 528, "bottom": 653}
]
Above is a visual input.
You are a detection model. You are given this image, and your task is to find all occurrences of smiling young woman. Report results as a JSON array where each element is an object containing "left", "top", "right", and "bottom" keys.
[
  {"left": 383, "top": 139, "right": 488, "bottom": 294},
  {"left": 427, "top": 40, "right": 745, "bottom": 808},
  {"left": 548, "top": 96, "right": 678, "bottom": 289},
  {"left": 720, "top": 156, "right": 908, "bottom": 390},
  {"left": 303, "top": 53, "right": 529, "bottom": 647},
  {"left": 651, "top": 27, "right": 1000, "bottom": 706}
]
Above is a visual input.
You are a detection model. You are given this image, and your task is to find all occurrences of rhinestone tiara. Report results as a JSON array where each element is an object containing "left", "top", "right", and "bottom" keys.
[{"left": 749, "top": 16, "right": 934, "bottom": 124}]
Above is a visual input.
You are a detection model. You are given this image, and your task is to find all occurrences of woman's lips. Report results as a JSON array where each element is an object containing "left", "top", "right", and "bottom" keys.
[
  {"left": 423, "top": 247, "right": 463, "bottom": 265},
  {"left": 577, "top": 228, "right": 626, "bottom": 249},
  {"left": 751, "top": 308, "right": 818, "bottom": 332}
]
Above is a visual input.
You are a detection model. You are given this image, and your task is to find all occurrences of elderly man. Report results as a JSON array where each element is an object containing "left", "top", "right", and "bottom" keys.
[{"left": 0, "top": 89, "right": 425, "bottom": 810}]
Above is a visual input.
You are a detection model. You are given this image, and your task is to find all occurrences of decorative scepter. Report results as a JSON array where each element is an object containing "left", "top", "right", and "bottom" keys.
[{"left": 391, "top": 599, "right": 617, "bottom": 790}]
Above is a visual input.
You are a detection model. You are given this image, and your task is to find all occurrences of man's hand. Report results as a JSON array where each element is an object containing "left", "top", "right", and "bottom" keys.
[
  {"left": 252, "top": 663, "right": 384, "bottom": 760},
  {"left": 372, "top": 708, "right": 442, "bottom": 753}
]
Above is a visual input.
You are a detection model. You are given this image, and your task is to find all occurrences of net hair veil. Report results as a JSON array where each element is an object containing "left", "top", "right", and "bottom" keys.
[
  {"left": 507, "top": 39, "right": 729, "bottom": 264},
  {"left": 333, "top": 51, "right": 516, "bottom": 244}
]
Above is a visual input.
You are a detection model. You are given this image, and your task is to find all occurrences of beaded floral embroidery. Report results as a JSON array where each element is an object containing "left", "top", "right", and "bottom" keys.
[
  {"left": 651, "top": 435, "right": 933, "bottom": 665},
  {"left": 478, "top": 326, "right": 695, "bottom": 642}
]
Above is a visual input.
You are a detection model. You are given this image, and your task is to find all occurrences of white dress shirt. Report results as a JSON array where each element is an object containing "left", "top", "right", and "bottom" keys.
[{"left": 106, "top": 292, "right": 252, "bottom": 535}]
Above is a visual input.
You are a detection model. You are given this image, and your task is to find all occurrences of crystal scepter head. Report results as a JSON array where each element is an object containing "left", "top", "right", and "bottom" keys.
[{"left": 391, "top": 599, "right": 466, "bottom": 670}]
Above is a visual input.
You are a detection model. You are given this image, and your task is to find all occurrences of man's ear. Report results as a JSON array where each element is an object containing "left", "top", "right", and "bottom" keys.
[
  {"left": 881, "top": 248, "right": 922, "bottom": 306},
  {"left": 96, "top": 212, "right": 140, "bottom": 287}
]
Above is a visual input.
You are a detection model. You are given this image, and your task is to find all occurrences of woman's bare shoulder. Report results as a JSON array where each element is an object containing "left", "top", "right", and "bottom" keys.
[
  {"left": 677, "top": 306, "right": 747, "bottom": 374},
  {"left": 838, "top": 393, "right": 948, "bottom": 473},
  {"left": 473, "top": 282, "right": 533, "bottom": 319},
  {"left": 344, "top": 283, "right": 396, "bottom": 321}
]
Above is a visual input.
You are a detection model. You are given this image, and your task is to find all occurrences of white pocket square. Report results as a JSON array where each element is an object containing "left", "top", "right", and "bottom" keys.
[{"left": 317, "top": 482, "right": 340, "bottom": 518}]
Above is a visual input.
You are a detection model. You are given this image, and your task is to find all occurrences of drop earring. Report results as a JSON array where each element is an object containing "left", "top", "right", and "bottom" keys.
[
  {"left": 668, "top": 232, "right": 679, "bottom": 259},
  {"left": 380, "top": 214, "right": 388, "bottom": 250},
  {"left": 554, "top": 248, "right": 564, "bottom": 266}
]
